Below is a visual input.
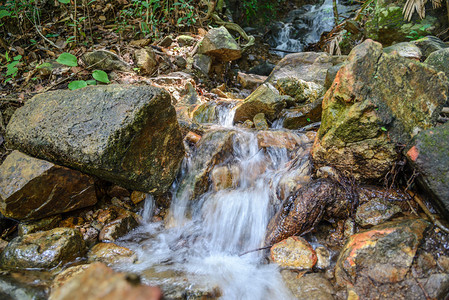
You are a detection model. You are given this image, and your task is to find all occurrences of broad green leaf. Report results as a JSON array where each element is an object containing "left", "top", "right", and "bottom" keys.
[
  {"left": 57, "top": 52, "right": 78, "bottom": 67},
  {"left": 13, "top": 55, "right": 22, "bottom": 61},
  {"left": 381, "top": 127, "right": 387, "bottom": 132},
  {"left": 68, "top": 80, "right": 88, "bottom": 90},
  {"left": 58, "top": 0, "right": 70, "bottom": 4},
  {"left": 92, "top": 70, "right": 110, "bottom": 83},
  {"left": 0, "top": 10, "right": 11, "bottom": 19},
  {"left": 36, "top": 62, "right": 52, "bottom": 69},
  {"left": 86, "top": 79, "right": 97, "bottom": 85},
  {"left": 6, "top": 66, "right": 18, "bottom": 76}
]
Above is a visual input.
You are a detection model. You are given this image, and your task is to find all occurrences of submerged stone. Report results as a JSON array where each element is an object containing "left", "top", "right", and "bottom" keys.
[
  {"left": 6, "top": 85, "right": 185, "bottom": 196},
  {"left": 0, "top": 228, "right": 86, "bottom": 269},
  {"left": 0, "top": 151, "right": 97, "bottom": 221},
  {"left": 355, "top": 198, "right": 401, "bottom": 227}
]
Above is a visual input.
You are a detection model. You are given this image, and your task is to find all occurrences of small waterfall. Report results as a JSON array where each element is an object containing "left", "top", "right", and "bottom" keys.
[
  {"left": 269, "top": 0, "right": 358, "bottom": 55},
  {"left": 117, "top": 124, "right": 312, "bottom": 299}
]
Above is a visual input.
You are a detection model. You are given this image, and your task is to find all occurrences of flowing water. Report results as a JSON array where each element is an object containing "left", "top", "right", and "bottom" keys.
[
  {"left": 116, "top": 105, "right": 313, "bottom": 299},
  {"left": 269, "top": 0, "right": 358, "bottom": 56}
]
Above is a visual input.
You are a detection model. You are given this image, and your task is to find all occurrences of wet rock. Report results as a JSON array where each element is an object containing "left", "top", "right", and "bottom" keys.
[
  {"left": 324, "top": 62, "right": 345, "bottom": 90},
  {"left": 335, "top": 218, "right": 430, "bottom": 287},
  {"left": 315, "top": 246, "right": 331, "bottom": 270},
  {"left": 0, "top": 228, "right": 86, "bottom": 269},
  {"left": 18, "top": 215, "right": 62, "bottom": 235},
  {"left": 88, "top": 243, "right": 136, "bottom": 265},
  {"left": 134, "top": 48, "right": 157, "bottom": 75},
  {"left": 6, "top": 85, "right": 185, "bottom": 196},
  {"left": 184, "top": 131, "right": 202, "bottom": 144},
  {"left": 355, "top": 198, "right": 401, "bottom": 227},
  {"left": 193, "top": 54, "right": 212, "bottom": 75},
  {"left": 248, "top": 61, "right": 276, "bottom": 76},
  {"left": 99, "top": 210, "right": 139, "bottom": 242},
  {"left": 438, "top": 256, "right": 449, "bottom": 272},
  {"left": 107, "top": 185, "right": 130, "bottom": 199},
  {"left": 192, "top": 100, "right": 238, "bottom": 124},
  {"left": 81, "top": 50, "right": 132, "bottom": 72},
  {"left": 253, "top": 113, "right": 269, "bottom": 130},
  {"left": 174, "top": 56, "right": 187, "bottom": 69},
  {"left": 130, "top": 191, "right": 146, "bottom": 205},
  {"left": 412, "top": 35, "right": 449, "bottom": 58},
  {"left": 0, "top": 239, "right": 8, "bottom": 252},
  {"left": 312, "top": 39, "right": 447, "bottom": 181},
  {"left": 266, "top": 179, "right": 347, "bottom": 246},
  {"left": 177, "top": 129, "right": 235, "bottom": 200},
  {"left": 233, "top": 83, "right": 287, "bottom": 123},
  {"left": 0, "top": 275, "right": 47, "bottom": 300},
  {"left": 177, "top": 35, "right": 195, "bottom": 47},
  {"left": 210, "top": 165, "right": 239, "bottom": 191},
  {"left": 256, "top": 130, "right": 305, "bottom": 151},
  {"left": 0, "top": 151, "right": 97, "bottom": 221},
  {"left": 281, "top": 271, "right": 335, "bottom": 300},
  {"left": 383, "top": 42, "right": 422, "bottom": 60},
  {"left": 49, "top": 262, "right": 162, "bottom": 300},
  {"left": 237, "top": 72, "right": 267, "bottom": 90},
  {"left": 267, "top": 52, "right": 345, "bottom": 86},
  {"left": 271, "top": 236, "right": 317, "bottom": 270},
  {"left": 198, "top": 26, "right": 241, "bottom": 62},
  {"left": 425, "top": 47, "right": 449, "bottom": 79},
  {"left": 406, "top": 122, "right": 449, "bottom": 217},
  {"left": 276, "top": 156, "right": 312, "bottom": 200},
  {"left": 275, "top": 77, "right": 324, "bottom": 105},
  {"left": 281, "top": 97, "right": 323, "bottom": 130}
]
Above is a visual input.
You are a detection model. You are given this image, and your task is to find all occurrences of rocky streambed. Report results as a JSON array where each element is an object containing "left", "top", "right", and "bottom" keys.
[{"left": 0, "top": 26, "right": 449, "bottom": 300}]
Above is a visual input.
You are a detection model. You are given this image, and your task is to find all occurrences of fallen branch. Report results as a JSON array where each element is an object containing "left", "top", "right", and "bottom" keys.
[{"left": 407, "top": 190, "right": 449, "bottom": 234}]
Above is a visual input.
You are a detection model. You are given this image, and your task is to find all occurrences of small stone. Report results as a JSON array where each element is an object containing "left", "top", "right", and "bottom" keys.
[
  {"left": 315, "top": 246, "right": 331, "bottom": 269},
  {"left": 241, "top": 120, "right": 254, "bottom": 128},
  {"left": 237, "top": 72, "right": 267, "bottom": 91},
  {"left": 198, "top": 26, "right": 241, "bottom": 62},
  {"left": 82, "top": 50, "right": 132, "bottom": 72},
  {"left": 193, "top": 54, "right": 212, "bottom": 75},
  {"left": 107, "top": 185, "right": 130, "bottom": 199},
  {"left": 134, "top": 48, "right": 158, "bottom": 75},
  {"left": 355, "top": 198, "right": 401, "bottom": 227},
  {"left": 383, "top": 42, "right": 422, "bottom": 60},
  {"left": 88, "top": 243, "right": 136, "bottom": 265},
  {"left": 177, "top": 35, "right": 195, "bottom": 47},
  {"left": 257, "top": 130, "right": 303, "bottom": 151},
  {"left": 130, "top": 191, "right": 147, "bottom": 205},
  {"left": 59, "top": 216, "right": 85, "bottom": 228},
  {"left": 270, "top": 236, "right": 317, "bottom": 270},
  {"left": 184, "top": 131, "right": 201, "bottom": 144},
  {"left": 174, "top": 56, "right": 187, "bottom": 69},
  {"left": 0, "top": 228, "right": 86, "bottom": 269},
  {"left": 18, "top": 215, "right": 62, "bottom": 235},
  {"left": 253, "top": 113, "right": 269, "bottom": 130},
  {"left": 281, "top": 271, "right": 335, "bottom": 300},
  {"left": 437, "top": 256, "right": 449, "bottom": 272},
  {"left": 99, "top": 210, "right": 139, "bottom": 242},
  {"left": 159, "top": 36, "right": 173, "bottom": 48},
  {"left": 0, "top": 239, "right": 8, "bottom": 252}
]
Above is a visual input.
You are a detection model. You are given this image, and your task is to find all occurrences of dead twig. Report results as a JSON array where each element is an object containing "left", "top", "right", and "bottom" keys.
[{"left": 407, "top": 190, "right": 449, "bottom": 234}]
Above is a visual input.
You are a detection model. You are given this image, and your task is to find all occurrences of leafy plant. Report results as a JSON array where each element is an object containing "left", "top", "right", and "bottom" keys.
[
  {"left": 3, "top": 53, "right": 22, "bottom": 83},
  {"left": 56, "top": 52, "right": 110, "bottom": 90}
]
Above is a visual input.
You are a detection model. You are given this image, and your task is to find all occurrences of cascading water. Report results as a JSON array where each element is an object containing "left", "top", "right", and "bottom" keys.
[
  {"left": 115, "top": 105, "right": 313, "bottom": 299},
  {"left": 268, "top": 0, "right": 358, "bottom": 56}
]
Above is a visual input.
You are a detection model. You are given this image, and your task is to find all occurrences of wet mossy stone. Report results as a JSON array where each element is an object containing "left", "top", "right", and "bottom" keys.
[
  {"left": 0, "top": 228, "right": 86, "bottom": 270},
  {"left": 425, "top": 48, "right": 449, "bottom": 80},
  {"left": 5, "top": 85, "right": 185, "bottom": 196}
]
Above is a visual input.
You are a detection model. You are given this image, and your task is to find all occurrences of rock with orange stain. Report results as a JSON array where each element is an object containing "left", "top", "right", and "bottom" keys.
[
  {"left": 312, "top": 39, "right": 447, "bottom": 181},
  {"left": 406, "top": 122, "right": 449, "bottom": 218},
  {"left": 335, "top": 218, "right": 429, "bottom": 288},
  {"left": 270, "top": 236, "right": 317, "bottom": 270}
]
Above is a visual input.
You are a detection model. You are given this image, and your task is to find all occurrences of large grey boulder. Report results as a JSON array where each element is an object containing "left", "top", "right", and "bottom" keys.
[{"left": 6, "top": 85, "right": 185, "bottom": 195}]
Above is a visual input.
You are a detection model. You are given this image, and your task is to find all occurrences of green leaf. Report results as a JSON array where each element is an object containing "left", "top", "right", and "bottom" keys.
[
  {"left": 381, "top": 127, "right": 387, "bottom": 132},
  {"left": 58, "top": 0, "right": 71, "bottom": 4},
  {"left": 0, "top": 10, "right": 11, "bottom": 19},
  {"left": 57, "top": 52, "right": 78, "bottom": 67},
  {"left": 13, "top": 55, "right": 22, "bottom": 61},
  {"left": 68, "top": 80, "right": 88, "bottom": 90},
  {"left": 36, "top": 62, "right": 52, "bottom": 69},
  {"left": 306, "top": 118, "right": 311, "bottom": 122},
  {"left": 92, "top": 70, "right": 110, "bottom": 83},
  {"left": 86, "top": 79, "right": 97, "bottom": 85},
  {"left": 6, "top": 66, "right": 18, "bottom": 76}
]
